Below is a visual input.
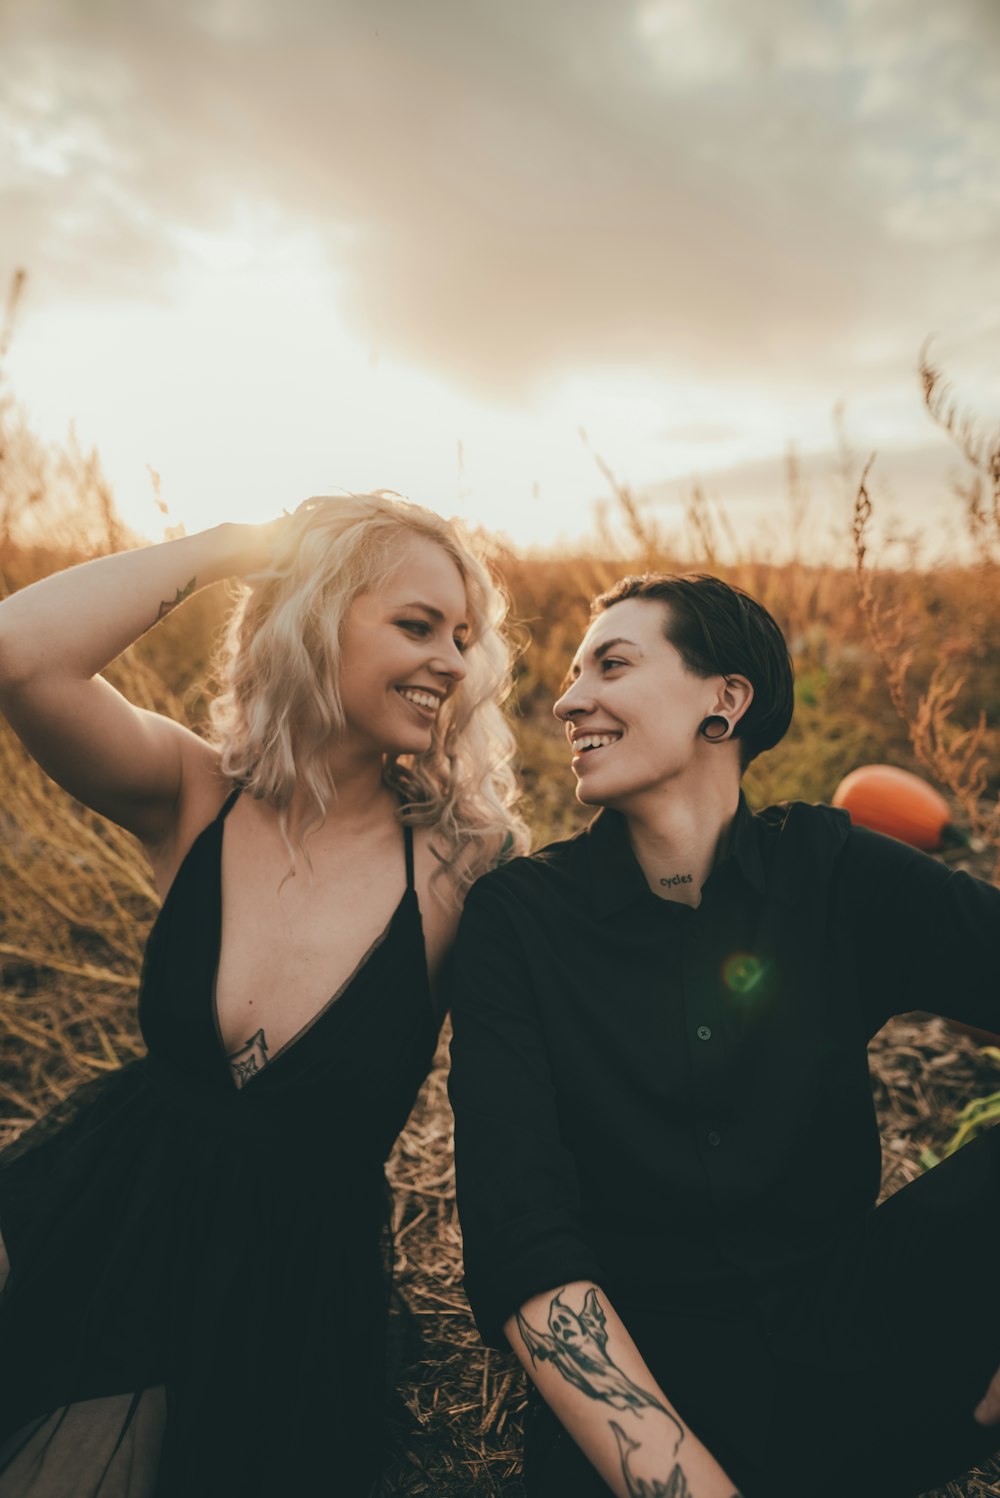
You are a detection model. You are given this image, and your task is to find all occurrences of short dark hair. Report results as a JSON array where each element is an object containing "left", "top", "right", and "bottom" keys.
[{"left": 592, "top": 573, "right": 794, "bottom": 768}]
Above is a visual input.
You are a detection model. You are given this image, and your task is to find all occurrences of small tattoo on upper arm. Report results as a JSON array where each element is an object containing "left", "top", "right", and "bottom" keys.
[
  {"left": 227, "top": 1027, "right": 269, "bottom": 1088},
  {"left": 515, "top": 1288, "right": 683, "bottom": 1446},
  {"left": 151, "top": 576, "right": 197, "bottom": 629}
]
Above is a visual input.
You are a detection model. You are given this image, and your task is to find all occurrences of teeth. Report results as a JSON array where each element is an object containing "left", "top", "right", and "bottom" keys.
[
  {"left": 399, "top": 688, "right": 441, "bottom": 712},
  {"left": 574, "top": 733, "right": 620, "bottom": 752}
]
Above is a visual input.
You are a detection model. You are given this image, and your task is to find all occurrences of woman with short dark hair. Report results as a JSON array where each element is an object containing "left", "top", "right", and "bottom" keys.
[
  {"left": 449, "top": 572, "right": 1000, "bottom": 1498},
  {"left": 591, "top": 572, "right": 795, "bottom": 767}
]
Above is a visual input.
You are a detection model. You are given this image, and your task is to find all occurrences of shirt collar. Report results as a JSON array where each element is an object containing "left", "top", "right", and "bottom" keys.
[
  {"left": 584, "top": 806, "right": 649, "bottom": 917},
  {"left": 585, "top": 791, "right": 767, "bottom": 917},
  {"left": 724, "top": 791, "right": 768, "bottom": 898}
]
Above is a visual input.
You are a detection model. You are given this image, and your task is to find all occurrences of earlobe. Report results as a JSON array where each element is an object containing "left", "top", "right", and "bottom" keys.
[
  {"left": 699, "top": 715, "right": 732, "bottom": 743},
  {"left": 700, "top": 676, "right": 752, "bottom": 742}
]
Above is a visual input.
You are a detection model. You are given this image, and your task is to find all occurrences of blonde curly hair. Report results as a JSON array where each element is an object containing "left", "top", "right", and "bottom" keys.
[{"left": 207, "top": 492, "right": 528, "bottom": 895}]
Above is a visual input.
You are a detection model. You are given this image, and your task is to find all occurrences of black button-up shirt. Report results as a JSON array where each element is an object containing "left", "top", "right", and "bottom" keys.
[{"left": 448, "top": 797, "right": 1000, "bottom": 1351}]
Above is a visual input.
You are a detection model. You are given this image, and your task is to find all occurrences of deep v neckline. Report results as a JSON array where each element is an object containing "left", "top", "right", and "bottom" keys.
[{"left": 209, "top": 792, "right": 418, "bottom": 1092}]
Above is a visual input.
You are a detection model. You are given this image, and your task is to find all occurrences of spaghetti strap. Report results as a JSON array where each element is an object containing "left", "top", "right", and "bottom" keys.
[
  {"left": 216, "top": 785, "right": 242, "bottom": 823},
  {"left": 403, "top": 821, "right": 415, "bottom": 891}
]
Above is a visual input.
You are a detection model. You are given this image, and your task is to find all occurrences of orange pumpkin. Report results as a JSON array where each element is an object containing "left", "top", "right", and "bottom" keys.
[
  {"left": 833, "top": 765, "right": 1000, "bottom": 1045},
  {"left": 831, "top": 764, "right": 952, "bottom": 851}
]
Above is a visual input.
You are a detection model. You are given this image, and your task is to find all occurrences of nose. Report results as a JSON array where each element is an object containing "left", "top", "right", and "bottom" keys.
[
  {"left": 553, "top": 677, "right": 592, "bottom": 722},
  {"left": 433, "top": 638, "right": 467, "bottom": 684}
]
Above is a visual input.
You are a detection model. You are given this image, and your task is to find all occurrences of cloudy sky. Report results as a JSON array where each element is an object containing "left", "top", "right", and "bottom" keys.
[{"left": 2, "top": 0, "right": 999, "bottom": 556}]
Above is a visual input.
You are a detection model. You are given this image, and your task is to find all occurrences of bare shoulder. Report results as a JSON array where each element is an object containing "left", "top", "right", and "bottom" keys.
[{"left": 144, "top": 736, "right": 234, "bottom": 901}]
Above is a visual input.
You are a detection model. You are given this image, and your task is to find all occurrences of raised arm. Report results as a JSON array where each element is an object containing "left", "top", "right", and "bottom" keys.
[
  {"left": 506, "top": 1282, "right": 742, "bottom": 1498},
  {"left": 0, "top": 520, "right": 278, "bottom": 849}
]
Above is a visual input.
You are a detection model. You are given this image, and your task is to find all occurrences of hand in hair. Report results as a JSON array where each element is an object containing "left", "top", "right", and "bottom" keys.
[{"left": 238, "top": 513, "right": 296, "bottom": 578}]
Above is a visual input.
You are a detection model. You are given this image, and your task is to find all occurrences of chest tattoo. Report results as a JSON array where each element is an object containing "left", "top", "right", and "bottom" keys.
[
  {"left": 227, "top": 1027, "right": 270, "bottom": 1089},
  {"left": 659, "top": 873, "right": 693, "bottom": 887}
]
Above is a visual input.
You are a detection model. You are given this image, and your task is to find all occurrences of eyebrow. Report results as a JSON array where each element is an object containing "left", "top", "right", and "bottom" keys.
[
  {"left": 594, "top": 637, "right": 639, "bottom": 659},
  {"left": 566, "top": 636, "right": 642, "bottom": 681},
  {"left": 400, "top": 601, "right": 470, "bottom": 633}
]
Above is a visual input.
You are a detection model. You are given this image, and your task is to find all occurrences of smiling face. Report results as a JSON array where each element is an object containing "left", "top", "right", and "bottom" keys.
[
  {"left": 337, "top": 535, "right": 469, "bottom": 759},
  {"left": 553, "top": 596, "right": 732, "bottom": 808}
]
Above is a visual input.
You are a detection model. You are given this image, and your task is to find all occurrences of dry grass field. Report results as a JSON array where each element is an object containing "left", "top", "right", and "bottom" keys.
[{"left": 1, "top": 348, "right": 999, "bottom": 1495}]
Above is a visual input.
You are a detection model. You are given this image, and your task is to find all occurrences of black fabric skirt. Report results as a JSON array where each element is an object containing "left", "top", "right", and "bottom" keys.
[{"left": 0, "top": 1060, "right": 392, "bottom": 1497}]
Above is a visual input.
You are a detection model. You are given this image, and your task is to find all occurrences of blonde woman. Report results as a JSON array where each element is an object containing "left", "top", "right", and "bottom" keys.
[{"left": 0, "top": 494, "right": 527, "bottom": 1497}]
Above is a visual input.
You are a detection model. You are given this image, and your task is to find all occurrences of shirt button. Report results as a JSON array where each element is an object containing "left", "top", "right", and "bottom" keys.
[
  {"left": 707, "top": 1130, "right": 722, "bottom": 1147},
  {"left": 696, "top": 1025, "right": 712, "bottom": 1041}
]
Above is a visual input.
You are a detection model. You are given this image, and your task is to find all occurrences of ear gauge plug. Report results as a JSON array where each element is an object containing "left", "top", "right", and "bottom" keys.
[{"left": 699, "top": 715, "right": 732, "bottom": 742}]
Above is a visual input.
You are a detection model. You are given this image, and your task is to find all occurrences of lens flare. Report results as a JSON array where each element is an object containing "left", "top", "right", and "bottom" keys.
[{"left": 722, "top": 952, "right": 767, "bottom": 997}]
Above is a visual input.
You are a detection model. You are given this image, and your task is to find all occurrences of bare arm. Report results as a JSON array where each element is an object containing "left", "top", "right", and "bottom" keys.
[
  {"left": 506, "top": 1282, "right": 743, "bottom": 1498},
  {"left": 0, "top": 520, "right": 279, "bottom": 847}
]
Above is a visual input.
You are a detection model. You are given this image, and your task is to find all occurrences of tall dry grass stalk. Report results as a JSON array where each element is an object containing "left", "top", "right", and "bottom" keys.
[
  {"left": 0, "top": 282, "right": 219, "bottom": 1123},
  {"left": 920, "top": 345, "right": 1000, "bottom": 561},
  {"left": 852, "top": 358, "right": 1000, "bottom": 878}
]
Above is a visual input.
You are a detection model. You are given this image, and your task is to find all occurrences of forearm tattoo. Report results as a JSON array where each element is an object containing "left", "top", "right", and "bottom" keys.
[
  {"left": 150, "top": 575, "right": 197, "bottom": 630},
  {"left": 227, "top": 1027, "right": 269, "bottom": 1088},
  {"left": 611, "top": 1423, "right": 744, "bottom": 1498},
  {"left": 611, "top": 1421, "right": 691, "bottom": 1498},
  {"left": 515, "top": 1287, "right": 684, "bottom": 1445}
]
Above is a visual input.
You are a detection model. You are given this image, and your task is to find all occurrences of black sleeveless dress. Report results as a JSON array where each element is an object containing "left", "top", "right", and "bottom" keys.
[{"left": 0, "top": 789, "right": 440, "bottom": 1496}]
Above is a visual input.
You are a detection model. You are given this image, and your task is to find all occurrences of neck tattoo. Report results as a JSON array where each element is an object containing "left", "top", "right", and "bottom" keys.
[{"left": 660, "top": 873, "right": 693, "bottom": 887}]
